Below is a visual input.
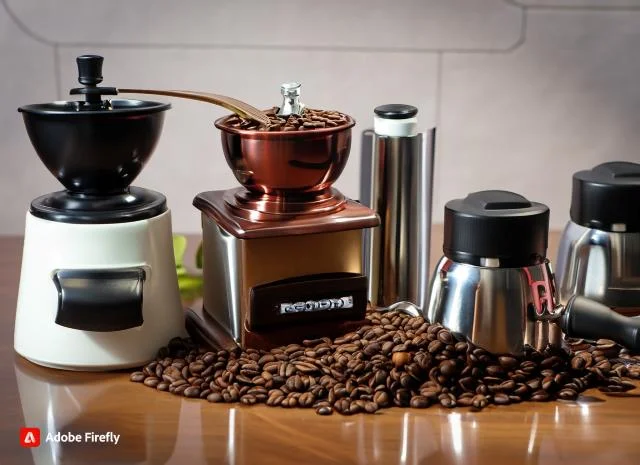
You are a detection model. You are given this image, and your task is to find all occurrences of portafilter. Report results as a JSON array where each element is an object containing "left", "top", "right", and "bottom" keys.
[{"left": 426, "top": 190, "right": 640, "bottom": 355}]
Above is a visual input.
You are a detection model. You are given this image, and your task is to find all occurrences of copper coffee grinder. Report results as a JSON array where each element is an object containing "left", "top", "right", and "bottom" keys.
[{"left": 186, "top": 84, "right": 379, "bottom": 350}]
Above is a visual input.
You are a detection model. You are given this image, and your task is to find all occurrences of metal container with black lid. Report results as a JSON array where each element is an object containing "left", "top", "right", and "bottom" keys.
[
  {"left": 556, "top": 161, "right": 640, "bottom": 315},
  {"left": 427, "top": 190, "right": 562, "bottom": 354}
]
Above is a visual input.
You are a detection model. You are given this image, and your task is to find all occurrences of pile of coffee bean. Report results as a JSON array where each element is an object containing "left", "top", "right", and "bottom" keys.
[
  {"left": 131, "top": 311, "right": 640, "bottom": 415},
  {"left": 224, "top": 108, "right": 350, "bottom": 132}
]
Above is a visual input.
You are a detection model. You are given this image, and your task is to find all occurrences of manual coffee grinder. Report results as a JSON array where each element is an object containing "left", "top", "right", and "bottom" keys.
[
  {"left": 186, "top": 84, "right": 380, "bottom": 350},
  {"left": 14, "top": 55, "right": 184, "bottom": 370}
]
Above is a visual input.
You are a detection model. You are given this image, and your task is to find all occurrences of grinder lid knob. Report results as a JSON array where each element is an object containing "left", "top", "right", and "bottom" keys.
[
  {"left": 276, "top": 82, "right": 305, "bottom": 117},
  {"left": 571, "top": 161, "right": 640, "bottom": 232},
  {"left": 444, "top": 190, "right": 549, "bottom": 267},
  {"left": 69, "top": 55, "right": 118, "bottom": 106}
]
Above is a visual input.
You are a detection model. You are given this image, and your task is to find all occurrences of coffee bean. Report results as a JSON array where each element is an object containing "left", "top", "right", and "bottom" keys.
[
  {"left": 428, "top": 340, "right": 444, "bottom": 354},
  {"left": 184, "top": 386, "right": 201, "bottom": 398},
  {"left": 240, "top": 394, "right": 257, "bottom": 405},
  {"left": 392, "top": 352, "right": 411, "bottom": 368},
  {"left": 334, "top": 398, "right": 350, "bottom": 414},
  {"left": 316, "top": 406, "right": 333, "bottom": 415},
  {"left": 472, "top": 395, "right": 488, "bottom": 409},
  {"left": 170, "top": 379, "right": 188, "bottom": 389},
  {"left": 410, "top": 396, "right": 430, "bottom": 408},
  {"left": 395, "top": 389, "right": 411, "bottom": 407},
  {"left": 189, "top": 361, "right": 205, "bottom": 375},
  {"left": 174, "top": 384, "right": 188, "bottom": 395},
  {"left": 486, "top": 365, "right": 504, "bottom": 377},
  {"left": 132, "top": 312, "right": 640, "bottom": 415},
  {"left": 157, "top": 381, "right": 170, "bottom": 392},
  {"left": 347, "top": 402, "right": 361, "bottom": 414},
  {"left": 267, "top": 394, "right": 285, "bottom": 406},
  {"left": 439, "top": 360, "right": 457, "bottom": 377},
  {"left": 162, "top": 366, "right": 182, "bottom": 383},
  {"left": 440, "top": 396, "right": 456, "bottom": 408},
  {"left": 144, "top": 377, "right": 160, "bottom": 388},
  {"left": 455, "top": 341, "right": 469, "bottom": 353},
  {"left": 542, "top": 376, "right": 556, "bottom": 392},
  {"left": 380, "top": 333, "right": 395, "bottom": 355},
  {"left": 498, "top": 380, "right": 516, "bottom": 392},
  {"left": 558, "top": 389, "right": 578, "bottom": 400},
  {"left": 531, "top": 390, "right": 550, "bottom": 402},
  {"left": 373, "top": 390, "right": 390, "bottom": 407},
  {"left": 596, "top": 339, "right": 616, "bottom": 350},
  {"left": 498, "top": 356, "right": 519, "bottom": 370},
  {"left": 364, "top": 401, "right": 378, "bottom": 413},
  {"left": 476, "top": 384, "right": 489, "bottom": 395},
  {"left": 526, "top": 379, "right": 541, "bottom": 391},
  {"left": 578, "top": 352, "right": 593, "bottom": 368},
  {"left": 282, "top": 397, "right": 298, "bottom": 408},
  {"left": 437, "top": 330, "right": 453, "bottom": 345},
  {"left": 130, "top": 372, "right": 146, "bottom": 383},
  {"left": 299, "top": 392, "right": 315, "bottom": 407},
  {"left": 514, "top": 384, "right": 529, "bottom": 397}
]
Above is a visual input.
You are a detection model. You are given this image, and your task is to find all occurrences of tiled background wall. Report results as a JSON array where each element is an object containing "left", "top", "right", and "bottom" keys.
[{"left": 2, "top": 0, "right": 640, "bottom": 234}]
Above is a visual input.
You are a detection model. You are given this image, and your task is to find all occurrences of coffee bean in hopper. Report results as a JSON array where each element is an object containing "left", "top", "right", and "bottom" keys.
[
  {"left": 131, "top": 311, "right": 640, "bottom": 415},
  {"left": 224, "top": 107, "right": 350, "bottom": 132}
]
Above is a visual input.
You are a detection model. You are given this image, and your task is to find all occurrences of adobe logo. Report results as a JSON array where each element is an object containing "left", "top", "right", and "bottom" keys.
[{"left": 20, "top": 427, "right": 40, "bottom": 448}]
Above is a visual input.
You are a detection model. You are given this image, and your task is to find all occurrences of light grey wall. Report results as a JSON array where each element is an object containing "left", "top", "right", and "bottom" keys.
[{"left": 2, "top": 0, "right": 640, "bottom": 235}]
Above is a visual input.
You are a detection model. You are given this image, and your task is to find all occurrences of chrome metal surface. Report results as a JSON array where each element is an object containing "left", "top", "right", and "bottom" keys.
[
  {"left": 199, "top": 208, "right": 371, "bottom": 349},
  {"left": 364, "top": 129, "right": 435, "bottom": 310},
  {"left": 201, "top": 215, "right": 242, "bottom": 344},
  {"left": 276, "top": 82, "right": 305, "bottom": 116},
  {"left": 556, "top": 221, "right": 640, "bottom": 313},
  {"left": 426, "top": 257, "right": 563, "bottom": 354},
  {"left": 375, "top": 301, "right": 422, "bottom": 318}
]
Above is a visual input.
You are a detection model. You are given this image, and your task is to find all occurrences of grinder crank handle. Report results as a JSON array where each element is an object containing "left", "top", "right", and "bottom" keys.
[{"left": 559, "top": 295, "right": 640, "bottom": 351}]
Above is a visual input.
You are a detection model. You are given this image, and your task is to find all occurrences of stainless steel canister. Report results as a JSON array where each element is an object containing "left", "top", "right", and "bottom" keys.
[{"left": 360, "top": 105, "right": 435, "bottom": 310}]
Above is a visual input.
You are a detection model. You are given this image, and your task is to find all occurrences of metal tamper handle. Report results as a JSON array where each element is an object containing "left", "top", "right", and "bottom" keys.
[{"left": 559, "top": 296, "right": 640, "bottom": 351}]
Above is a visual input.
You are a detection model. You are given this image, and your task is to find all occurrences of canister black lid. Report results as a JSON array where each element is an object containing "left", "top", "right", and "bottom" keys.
[
  {"left": 570, "top": 162, "right": 640, "bottom": 232},
  {"left": 444, "top": 190, "right": 550, "bottom": 267},
  {"left": 374, "top": 104, "right": 418, "bottom": 119}
]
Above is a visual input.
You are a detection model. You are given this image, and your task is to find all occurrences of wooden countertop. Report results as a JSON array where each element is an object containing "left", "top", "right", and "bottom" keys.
[{"left": 1, "top": 230, "right": 640, "bottom": 465}]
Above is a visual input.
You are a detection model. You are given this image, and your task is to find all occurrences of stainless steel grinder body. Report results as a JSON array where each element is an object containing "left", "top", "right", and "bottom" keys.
[
  {"left": 426, "top": 190, "right": 562, "bottom": 354},
  {"left": 360, "top": 105, "right": 435, "bottom": 310},
  {"left": 555, "top": 162, "right": 640, "bottom": 316}
]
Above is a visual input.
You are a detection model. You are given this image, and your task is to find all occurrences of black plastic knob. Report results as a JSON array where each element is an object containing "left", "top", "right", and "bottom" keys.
[
  {"left": 69, "top": 54, "right": 117, "bottom": 103},
  {"left": 77, "top": 55, "right": 104, "bottom": 86}
]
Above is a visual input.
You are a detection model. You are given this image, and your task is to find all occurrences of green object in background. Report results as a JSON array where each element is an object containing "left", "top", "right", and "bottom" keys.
[
  {"left": 196, "top": 241, "right": 203, "bottom": 269},
  {"left": 173, "top": 235, "right": 188, "bottom": 277},
  {"left": 173, "top": 234, "right": 203, "bottom": 300}
]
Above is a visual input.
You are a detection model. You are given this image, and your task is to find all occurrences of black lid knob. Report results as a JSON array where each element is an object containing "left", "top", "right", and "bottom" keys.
[
  {"left": 77, "top": 55, "right": 104, "bottom": 86},
  {"left": 443, "top": 190, "right": 550, "bottom": 267},
  {"left": 571, "top": 161, "right": 640, "bottom": 232},
  {"left": 69, "top": 55, "right": 117, "bottom": 105}
]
